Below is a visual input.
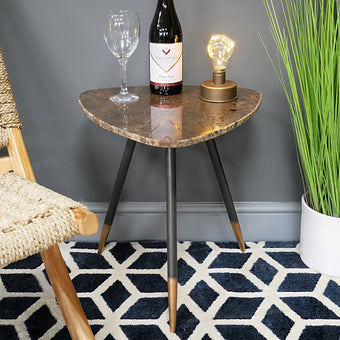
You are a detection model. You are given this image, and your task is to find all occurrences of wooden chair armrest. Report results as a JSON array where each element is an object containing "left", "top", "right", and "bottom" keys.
[{"left": 72, "top": 207, "right": 99, "bottom": 236}]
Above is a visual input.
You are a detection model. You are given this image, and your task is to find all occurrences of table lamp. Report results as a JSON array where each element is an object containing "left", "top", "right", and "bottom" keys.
[{"left": 200, "top": 34, "right": 237, "bottom": 103}]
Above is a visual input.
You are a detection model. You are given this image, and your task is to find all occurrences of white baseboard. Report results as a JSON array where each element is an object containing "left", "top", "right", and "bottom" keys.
[{"left": 74, "top": 201, "right": 301, "bottom": 243}]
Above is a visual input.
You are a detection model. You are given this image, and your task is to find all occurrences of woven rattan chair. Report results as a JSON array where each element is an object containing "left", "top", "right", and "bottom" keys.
[{"left": 0, "top": 49, "right": 99, "bottom": 340}]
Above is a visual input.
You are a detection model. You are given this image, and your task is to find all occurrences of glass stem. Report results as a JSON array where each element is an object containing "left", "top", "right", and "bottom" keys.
[{"left": 119, "top": 58, "right": 128, "bottom": 96}]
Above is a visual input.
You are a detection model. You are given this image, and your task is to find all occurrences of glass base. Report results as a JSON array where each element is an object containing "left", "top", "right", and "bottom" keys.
[{"left": 109, "top": 92, "right": 139, "bottom": 104}]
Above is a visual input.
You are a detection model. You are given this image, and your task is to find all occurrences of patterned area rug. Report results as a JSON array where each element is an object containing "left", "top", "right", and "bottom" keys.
[{"left": 1, "top": 241, "right": 340, "bottom": 340}]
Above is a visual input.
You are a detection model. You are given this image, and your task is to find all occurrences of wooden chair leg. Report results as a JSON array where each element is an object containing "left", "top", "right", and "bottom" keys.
[{"left": 40, "top": 245, "right": 94, "bottom": 340}]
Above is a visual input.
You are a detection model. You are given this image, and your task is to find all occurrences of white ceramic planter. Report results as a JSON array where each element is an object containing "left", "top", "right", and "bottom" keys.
[{"left": 300, "top": 194, "right": 340, "bottom": 277}]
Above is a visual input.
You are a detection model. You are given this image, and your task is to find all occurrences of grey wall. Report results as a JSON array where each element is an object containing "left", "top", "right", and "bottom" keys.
[{"left": 0, "top": 0, "right": 303, "bottom": 204}]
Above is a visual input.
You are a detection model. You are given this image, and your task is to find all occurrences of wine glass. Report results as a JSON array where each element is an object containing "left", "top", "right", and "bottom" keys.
[{"left": 104, "top": 10, "right": 140, "bottom": 103}]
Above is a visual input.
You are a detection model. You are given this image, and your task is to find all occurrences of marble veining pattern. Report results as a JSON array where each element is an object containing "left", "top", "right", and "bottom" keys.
[{"left": 79, "top": 86, "right": 262, "bottom": 148}]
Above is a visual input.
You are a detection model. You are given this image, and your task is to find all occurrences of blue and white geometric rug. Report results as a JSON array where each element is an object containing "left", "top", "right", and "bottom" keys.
[{"left": 1, "top": 241, "right": 340, "bottom": 340}]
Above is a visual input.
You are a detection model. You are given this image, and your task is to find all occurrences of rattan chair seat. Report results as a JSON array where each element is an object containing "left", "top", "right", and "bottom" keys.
[{"left": 0, "top": 172, "right": 85, "bottom": 267}]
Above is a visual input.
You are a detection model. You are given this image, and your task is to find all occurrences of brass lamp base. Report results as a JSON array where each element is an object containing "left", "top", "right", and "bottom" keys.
[{"left": 200, "top": 79, "right": 237, "bottom": 103}]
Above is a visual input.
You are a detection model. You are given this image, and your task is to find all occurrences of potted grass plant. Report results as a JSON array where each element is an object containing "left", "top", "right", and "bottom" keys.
[{"left": 262, "top": 0, "right": 340, "bottom": 276}]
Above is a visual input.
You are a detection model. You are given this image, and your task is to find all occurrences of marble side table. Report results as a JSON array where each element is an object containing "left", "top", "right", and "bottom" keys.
[{"left": 79, "top": 86, "right": 262, "bottom": 333}]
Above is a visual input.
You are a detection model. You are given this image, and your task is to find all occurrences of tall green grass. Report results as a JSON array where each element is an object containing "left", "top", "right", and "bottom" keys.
[{"left": 263, "top": 0, "right": 340, "bottom": 217}]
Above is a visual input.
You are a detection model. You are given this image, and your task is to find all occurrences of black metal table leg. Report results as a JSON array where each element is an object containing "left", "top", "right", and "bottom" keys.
[
  {"left": 98, "top": 139, "right": 136, "bottom": 253},
  {"left": 206, "top": 139, "right": 246, "bottom": 252},
  {"left": 166, "top": 147, "right": 177, "bottom": 333}
]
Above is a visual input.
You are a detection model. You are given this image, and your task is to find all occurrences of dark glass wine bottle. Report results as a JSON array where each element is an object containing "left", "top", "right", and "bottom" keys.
[{"left": 149, "top": 0, "right": 182, "bottom": 95}]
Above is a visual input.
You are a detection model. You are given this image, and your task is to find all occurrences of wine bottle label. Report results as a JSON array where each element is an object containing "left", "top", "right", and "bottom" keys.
[{"left": 150, "top": 42, "right": 182, "bottom": 87}]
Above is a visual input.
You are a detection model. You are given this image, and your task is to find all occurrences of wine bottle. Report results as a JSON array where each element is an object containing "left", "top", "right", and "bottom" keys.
[{"left": 149, "top": 0, "right": 182, "bottom": 95}]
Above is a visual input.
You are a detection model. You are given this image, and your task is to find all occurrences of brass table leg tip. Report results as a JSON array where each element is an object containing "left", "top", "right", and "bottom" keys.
[
  {"left": 231, "top": 222, "right": 246, "bottom": 253},
  {"left": 168, "top": 278, "right": 178, "bottom": 333},
  {"left": 170, "top": 324, "right": 176, "bottom": 333},
  {"left": 97, "top": 239, "right": 106, "bottom": 254},
  {"left": 238, "top": 242, "right": 246, "bottom": 253},
  {"left": 97, "top": 224, "right": 111, "bottom": 254}
]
